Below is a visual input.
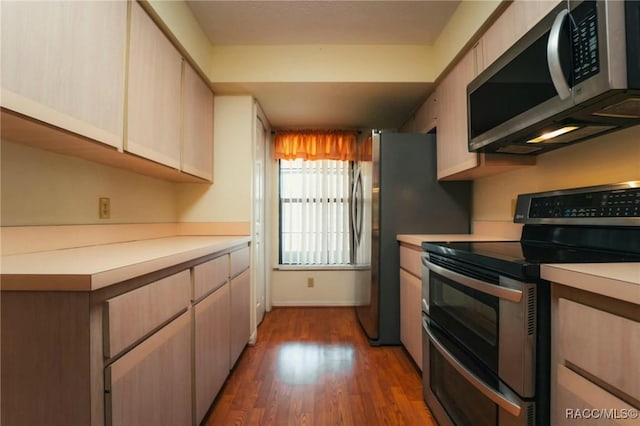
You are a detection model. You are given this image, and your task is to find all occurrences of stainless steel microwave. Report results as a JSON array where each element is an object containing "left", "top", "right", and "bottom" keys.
[{"left": 467, "top": 0, "right": 640, "bottom": 155}]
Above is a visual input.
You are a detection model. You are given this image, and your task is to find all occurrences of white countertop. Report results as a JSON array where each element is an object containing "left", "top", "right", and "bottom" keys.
[
  {"left": 398, "top": 233, "right": 639, "bottom": 305},
  {"left": 1, "top": 236, "right": 251, "bottom": 291},
  {"left": 542, "top": 263, "right": 640, "bottom": 305},
  {"left": 397, "top": 233, "right": 514, "bottom": 247}
]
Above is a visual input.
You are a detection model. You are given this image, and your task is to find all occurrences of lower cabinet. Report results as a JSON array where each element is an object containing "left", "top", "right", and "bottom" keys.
[
  {"left": 400, "top": 269, "right": 422, "bottom": 370},
  {"left": 399, "top": 243, "right": 423, "bottom": 370},
  {"left": 105, "top": 311, "right": 192, "bottom": 426},
  {"left": 230, "top": 268, "right": 251, "bottom": 368},
  {"left": 551, "top": 284, "right": 639, "bottom": 425},
  {"left": 0, "top": 242, "right": 251, "bottom": 426},
  {"left": 194, "top": 283, "right": 230, "bottom": 424}
]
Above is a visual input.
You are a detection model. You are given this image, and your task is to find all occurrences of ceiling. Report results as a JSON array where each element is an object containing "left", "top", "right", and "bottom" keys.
[{"left": 186, "top": 0, "right": 461, "bottom": 129}]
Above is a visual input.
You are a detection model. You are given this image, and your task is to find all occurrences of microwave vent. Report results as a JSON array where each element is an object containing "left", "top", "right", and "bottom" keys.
[
  {"left": 592, "top": 97, "right": 640, "bottom": 118},
  {"left": 497, "top": 145, "right": 542, "bottom": 154}
]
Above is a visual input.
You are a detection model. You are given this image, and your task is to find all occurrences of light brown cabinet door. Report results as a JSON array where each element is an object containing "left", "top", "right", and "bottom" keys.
[
  {"left": 557, "top": 298, "right": 639, "bottom": 404},
  {"left": 193, "top": 255, "right": 229, "bottom": 302},
  {"left": 103, "top": 270, "right": 190, "bottom": 359},
  {"left": 481, "top": 0, "right": 562, "bottom": 72},
  {"left": 230, "top": 268, "right": 251, "bottom": 368},
  {"left": 194, "top": 284, "right": 230, "bottom": 424},
  {"left": 105, "top": 311, "right": 191, "bottom": 426},
  {"left": 400, "top": 268, "right": 422, "bottom": 370},
  {"left": 551, "top": 287, "right": 640, "bottom": 425},
  {"left": 182, "top": 63, "right": 214, "bottom": 181},
  {"left": 126, "top": 1, "right": 182, "bottom": 168},
  {"left": 554, "top": 364, "right": 636, "bottom": 426},
  {"left": 1, "top": 1, "right": 127, "bottom": 148},
  {"left": 436, "top": 50, "right": 478, "bottom": 179}
]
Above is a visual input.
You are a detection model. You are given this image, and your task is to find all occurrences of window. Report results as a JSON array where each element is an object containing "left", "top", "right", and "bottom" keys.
[{"left": 279, "top": 159, "right": 351, "bottom": 265}]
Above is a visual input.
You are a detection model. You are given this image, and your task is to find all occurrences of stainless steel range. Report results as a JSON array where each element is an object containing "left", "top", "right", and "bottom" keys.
[{"left": 420, "top": 182, "right": 640, "bottom": 426}]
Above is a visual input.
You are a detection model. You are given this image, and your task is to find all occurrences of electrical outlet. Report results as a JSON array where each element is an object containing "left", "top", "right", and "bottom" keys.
[
  {"left": 307, "top": 277, "right": 314, "bottom": 288},
  {"left": 99, "top": 197, "right": 111, "bottom": 219}
]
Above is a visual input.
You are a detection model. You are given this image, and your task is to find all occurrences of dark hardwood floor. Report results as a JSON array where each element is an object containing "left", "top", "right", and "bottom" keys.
[{"left": 203, "top": 307, "right": 436, "bottom": 426}]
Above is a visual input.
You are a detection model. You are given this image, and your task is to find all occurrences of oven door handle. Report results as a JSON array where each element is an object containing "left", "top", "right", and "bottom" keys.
[
  {"left": 423, "top": 317, "right": 522, "bottom": 417},
  {"left": 423, "top": 258, "right": 522, "bottom": 303}
]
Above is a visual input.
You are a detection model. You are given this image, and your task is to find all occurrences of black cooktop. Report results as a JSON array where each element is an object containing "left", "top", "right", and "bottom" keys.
[
  {"left": 422, "top": 183, "right": 640, "bottom": 281},
  {"left": 421, "top": 239, "right": 640, "bottom": 281}
]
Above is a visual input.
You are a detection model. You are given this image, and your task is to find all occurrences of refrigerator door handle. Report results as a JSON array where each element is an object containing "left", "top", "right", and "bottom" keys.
[{"left": 353, "top": 167, "right": 363, "bottom": 245}]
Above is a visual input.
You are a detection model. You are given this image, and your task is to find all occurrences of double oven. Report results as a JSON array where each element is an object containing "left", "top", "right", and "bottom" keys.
[{"left": 420, "top": 182, "right": 640, "bottom": 426}]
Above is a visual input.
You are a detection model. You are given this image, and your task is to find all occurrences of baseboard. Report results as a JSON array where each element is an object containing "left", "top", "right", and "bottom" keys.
[{"left": 248, "top": 330, "right": 258, "bottom": 346}]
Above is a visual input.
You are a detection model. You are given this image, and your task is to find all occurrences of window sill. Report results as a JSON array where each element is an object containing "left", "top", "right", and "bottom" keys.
[{"left": 274, "top": 264, "right": 370, "bottom": 272}]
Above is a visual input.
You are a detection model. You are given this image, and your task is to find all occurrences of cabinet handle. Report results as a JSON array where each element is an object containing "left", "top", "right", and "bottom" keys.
[{"left": 423, "top": 256, "right": 522, "bottom": 302}]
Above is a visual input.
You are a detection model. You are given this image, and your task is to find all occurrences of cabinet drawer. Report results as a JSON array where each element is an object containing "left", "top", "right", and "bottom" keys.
[
  {"left": 193, "top": 255, "right": 229, "bottom": 301},
  {"left": 554, "top": 364, "right": 637, "bottom": 425},
  {"left": 558, "top": 298, "right": 640, "bottom": 402},
  {"left": 230, "top": 246, "right": 250, "bottom": 278},
  {"left": 104, "top": 270, "right": 190, "bottom": 359},
  {"left": 105, "top": 311, "right": 191, "bottom": 426},
  {"left": 399, "top": 244, "right": 422, "bottom": 278}
]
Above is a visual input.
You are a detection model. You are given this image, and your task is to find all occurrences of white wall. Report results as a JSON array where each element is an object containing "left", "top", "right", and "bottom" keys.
[
  {"left": 270, "top": 269, "right": 370, "bottom": 307},
  {"left": 177, "top": 95, "right": 254, "bottom": 225},
  {"left": 1, "top": 140, "right": 178, "bottom": 226}
]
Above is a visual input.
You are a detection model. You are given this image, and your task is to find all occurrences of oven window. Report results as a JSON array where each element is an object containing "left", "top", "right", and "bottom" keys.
[
  {"left": 431, "top": 342, "right": 497, "bottom": 426},
  {"left": 430, "top": 271, "right": 498, "bottom": 372}
]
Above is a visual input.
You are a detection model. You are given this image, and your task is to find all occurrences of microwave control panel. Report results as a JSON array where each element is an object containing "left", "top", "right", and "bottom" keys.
[{"left": 571, "top": 0, "right": 599, "bottom": 85}]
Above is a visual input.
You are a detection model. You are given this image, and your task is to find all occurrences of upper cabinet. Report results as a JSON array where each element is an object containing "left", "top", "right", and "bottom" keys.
[
  {"left": 479, "top": 0, "right": 561, "bottom": 72},
  {"left": 436, "top": 50, "right": 479, "bottom": 180},
  {"left": 1, "top": 1, "right": 214, "bottom": 183},
  {"left": 404, "top": 90, "right": 437, "bottom": 134},
  {"left": 182, "top": 63, "right": 214, "bottom": 181},
  {"left": 1, "top": 1, "right": 127, "bottom": 149},
  {"left": 432, "top": 1, "right": 547, "bottom": 180},
  {"left": 127, "top": 1, "right": 183, "bottom": 170}
]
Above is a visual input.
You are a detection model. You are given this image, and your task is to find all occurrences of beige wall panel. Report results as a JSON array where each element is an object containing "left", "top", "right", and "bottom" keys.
[
  {"left": 473, "top": 128, "right": 640, "bottom": 221},
  {"left": 270, "top": 269, "right": 369, "bottom": 307},
  {"left": 177, "top": 96, "right": 253, "bottom": 222},
  {"left": 0, "top": 140, "right": 178, "bottom": 226}
]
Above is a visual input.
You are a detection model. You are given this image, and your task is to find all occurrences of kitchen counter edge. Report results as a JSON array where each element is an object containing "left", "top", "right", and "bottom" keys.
[
  {"left": 1, "top": 235, "right": 251, "bottom": 292},
  {"left": 541, "top": 263, "right": 640, "bottom": 305},
  {"left": 397, "top": 234, "right": 514, "bottom": 248}
]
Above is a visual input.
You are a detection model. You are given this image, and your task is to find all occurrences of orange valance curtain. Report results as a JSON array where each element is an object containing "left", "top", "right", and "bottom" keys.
[{"left": 274, "top": 130, "right": 361, "bottom": 161}]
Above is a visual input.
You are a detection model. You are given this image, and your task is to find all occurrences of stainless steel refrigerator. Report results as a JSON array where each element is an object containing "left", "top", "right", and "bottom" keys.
[{"left": 355, "top": 130, "right": 471, "bottom": 345}]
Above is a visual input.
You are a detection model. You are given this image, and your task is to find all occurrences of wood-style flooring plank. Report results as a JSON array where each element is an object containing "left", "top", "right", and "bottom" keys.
[{"left": 203, "top": 307, "right": 435, "bottom": 426}]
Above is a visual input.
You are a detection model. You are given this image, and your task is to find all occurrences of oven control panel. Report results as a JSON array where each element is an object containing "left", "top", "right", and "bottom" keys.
[{"left": 514, "top": 182, "right": 640, "bottom": 224}]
